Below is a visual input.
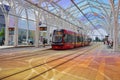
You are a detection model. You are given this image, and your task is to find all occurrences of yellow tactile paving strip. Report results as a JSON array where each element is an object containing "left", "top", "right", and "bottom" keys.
[{"left": 0, "top": 43, "right": 120, "bottom": 80}]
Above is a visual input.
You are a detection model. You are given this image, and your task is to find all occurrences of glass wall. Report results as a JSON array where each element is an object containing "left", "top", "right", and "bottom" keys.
[
  {"left": 18, "top": 18, "right": 28, "bottom": 45},
  {"left": 11, "top": 7, "right": 36, "bottom": 46}
]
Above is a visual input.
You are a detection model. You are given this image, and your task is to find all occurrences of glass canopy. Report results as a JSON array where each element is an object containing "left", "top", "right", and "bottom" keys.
[
  {"left": 29, "top": 0, "right": 111, "bottom": 31},
  {"left": 1, "top": 0, "right": 116, "bottom": 39}
]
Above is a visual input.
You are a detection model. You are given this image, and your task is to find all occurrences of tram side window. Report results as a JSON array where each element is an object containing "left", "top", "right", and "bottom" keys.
[
  {"left": 67, "top": 34, "right": 73, "bottom": 43},
  {"left": 77, "top": 36, "right": 82, "bottom": 42},
  {"left": 64, "top": 34, "right": 74, "bottom": 43},
  {"left": 77, "top": 36, "right": 79, "bottom": 42},
  {"left": 64, "top": 34, "right": 68, "bottom": 42},
  {"left": 81, "top": 36, "right": 84, "bottom": 42},
  {"left": 71, "top": 35, "right": 74, "bottom": 42},
  {"left": 83, "top": 37, "right": 86, "bottom": 42},
  {"left": 72, "top": 35, "right": 75, "bottom": 42},
  {"left": 79, "top": 37, "right": 82, "bottom": 42},
  {"left": 67, "top": 34, "right": 71, "bottom": 42},
  {"left": 85, "top": 37, "right": 87, "bottom": 41},
  {"left": 70, "top": 35, "right": 72, "bottom": 42}
]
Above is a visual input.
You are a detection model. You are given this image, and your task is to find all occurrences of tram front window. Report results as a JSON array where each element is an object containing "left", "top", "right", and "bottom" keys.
[
  {"left": 53, "top": 30, "right": 63, "bottom": 43},
  {"left": 52, "top": 35, "right": 62, "bottom": 43}
]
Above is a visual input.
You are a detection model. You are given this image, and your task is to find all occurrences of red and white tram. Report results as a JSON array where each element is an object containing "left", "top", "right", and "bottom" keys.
[{"left": 52, "top": 29, "right": 91, "bottom": 50}]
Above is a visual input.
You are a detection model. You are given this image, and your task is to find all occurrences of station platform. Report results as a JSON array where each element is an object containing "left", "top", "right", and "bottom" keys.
[
  {"left": 0, "top": 43, "right": 120, "bottom": 80},
  {"left": 0, "top": 44, "right": 51, "bottom": 50},
  {"left": 0, "top": 46, "right": 14, "bottom": 49}
]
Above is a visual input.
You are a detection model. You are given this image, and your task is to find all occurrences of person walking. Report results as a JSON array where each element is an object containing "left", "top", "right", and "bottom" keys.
[{"left": 43, "top": 38, "right": 46, "bottom": 47}]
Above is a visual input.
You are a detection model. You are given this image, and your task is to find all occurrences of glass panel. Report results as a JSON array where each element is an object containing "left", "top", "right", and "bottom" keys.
[
  {"left": 9, "top": 15, "right": 15, "bottom": 27},
  {"left": 20, "top": 9, "right": 26, "bottom": 18},
  {"left": 57, "top": 0, "right": 72, "bottom": 9},
  {"left": 30, "top": 0, "right": 39, "bottom": 4},
  {"left": 18, "top": 29, "right": 27, "bottom": 45},
  {"left": 28, "top": 20, "right": 36, "bottom": 45},
  {"left": 18, "top": 18, "right": 27, "bottom": 45},
  {"left": 27, "top": 9, "right": 35, "bottom": 20},
  {"left": 18, "top": 18, "right": 27, "bottom": 29}
]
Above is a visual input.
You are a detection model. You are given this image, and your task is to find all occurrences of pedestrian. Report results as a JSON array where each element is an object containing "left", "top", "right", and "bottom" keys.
[
  {"left": 109, "top": 38, "right": 113, "bottom": 48},
  {"left": 43, "top": 38, "right": 46, "bottom": 47}
]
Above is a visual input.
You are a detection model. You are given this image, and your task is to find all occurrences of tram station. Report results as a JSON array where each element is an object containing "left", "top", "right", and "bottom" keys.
[{"left": 0, "top": 0, "right": 120, "bottom": 80}]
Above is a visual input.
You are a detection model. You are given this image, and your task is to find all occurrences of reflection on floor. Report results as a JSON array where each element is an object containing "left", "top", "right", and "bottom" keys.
[{"left": 0, "top": 43, "right": 120, "bottom": 80}]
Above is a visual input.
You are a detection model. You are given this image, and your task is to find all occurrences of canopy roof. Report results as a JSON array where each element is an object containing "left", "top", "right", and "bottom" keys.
[
  {"left": 1, "top": 0, "right": 119, "bottom": 37},
  {"left": 28, "top": 0, "right": 113, "bottom": 30}
]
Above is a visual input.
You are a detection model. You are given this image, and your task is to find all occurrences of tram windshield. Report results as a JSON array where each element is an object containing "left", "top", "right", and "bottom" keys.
[{"left": 52, "top": 30, "right": 63, "bottom": 43}]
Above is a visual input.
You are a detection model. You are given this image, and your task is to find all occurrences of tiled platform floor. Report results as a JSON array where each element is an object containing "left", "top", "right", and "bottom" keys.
[{"left": 0, "top": 43, "right": 120, "bottom": 80}]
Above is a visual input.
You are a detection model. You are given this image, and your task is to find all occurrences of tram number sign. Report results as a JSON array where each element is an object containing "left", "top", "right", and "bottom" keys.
[{"left": 39, "top": 27, "right": 47, "bottom": 31}]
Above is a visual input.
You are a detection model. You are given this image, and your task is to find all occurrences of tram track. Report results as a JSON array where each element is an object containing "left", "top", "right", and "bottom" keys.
[
  {"left": 0, "top": 49, "right": 57, "bottom": 61},
  {"left": 0, "top": 46, "right": 84, "bottom": 59},
  {"left": 0, "top": 46, "right": 89, "bottom": 61},
  {"left": 0, "top": 44, "right": 99, "bottom": 80},
  {"left": 29, "top": 45, "right": 98, "bottom": 80}
]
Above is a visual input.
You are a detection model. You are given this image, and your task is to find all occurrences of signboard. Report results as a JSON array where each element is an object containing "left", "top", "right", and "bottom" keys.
[
  {"left": 9, "top": 27, "right": 14, "bottom": 35},
  {"left": 9, "top": 27, "right": 14, "bottom": 31},
  {"left": 39, "top": 27, "right": 47, "bottom": 31},
  {"left": 4, "top": 5, "right": 10, "bottom": 12}
]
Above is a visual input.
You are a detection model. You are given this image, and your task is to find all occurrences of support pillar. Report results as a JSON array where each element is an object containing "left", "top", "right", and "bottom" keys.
[
  {"left": 109, "top": 0, "right": 120, "bottom": 51},
  {"left": 25, "top": 9, "right": 29, "bottom": 45},
  {"left": 4, "top": 15, "right": 9, "bottom": 46},
  {"left": 46, "top": 26, "right": 50, "bottom": 45},
  {"left": 14, "top": 17, "right": 18, "bottom": 47},
  {"left": 46, "top": 14, "right": 50, "bottom": 45},
  {"left": 113, "top": 17, "right": 119, "bottom": 51},
  {"left": 35, "top": 23, "right": 39, "bottom": 47}
]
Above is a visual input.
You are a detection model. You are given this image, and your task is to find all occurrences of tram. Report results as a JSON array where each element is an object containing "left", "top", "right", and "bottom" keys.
[{"left": 51, "top": 29, "right": 91, "bottom": 50}]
